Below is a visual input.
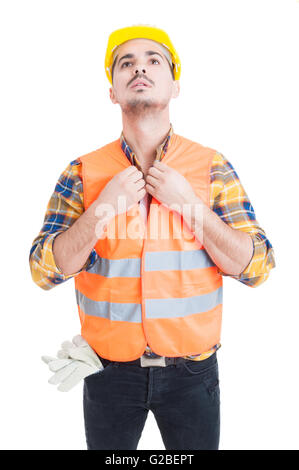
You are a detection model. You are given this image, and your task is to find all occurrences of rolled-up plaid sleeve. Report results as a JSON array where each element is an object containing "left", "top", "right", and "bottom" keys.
[
  {"left": 210, "top": 152, "right": 276, "bottom": 287},
  {"left": 29, "top": 159, "right": 98, "bottom": 290}
]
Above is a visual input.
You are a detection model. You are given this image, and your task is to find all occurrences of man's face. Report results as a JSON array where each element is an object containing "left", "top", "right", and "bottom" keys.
[{"left": 109, "top": 38, "right": 180, "bottom": 117}]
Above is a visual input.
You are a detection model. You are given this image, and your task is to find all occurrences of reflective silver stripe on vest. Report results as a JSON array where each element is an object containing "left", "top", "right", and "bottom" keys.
[
  {"left": 86, "top": 256, "right": 141, "bottom": 277},
  {"left": 145, "top": 249, "right": 215, "bottom": 271},
  {"left": 85, "top": 250, "right": 214, "bottom": 277},
  {"left": 76, "top": 286, "right": 222, "bottom": 322},
  {"left": 145, "top": 286, "right": 223, "bottom": 319},
  {"left": 75, "top": 290, "right": 142, "bottom": 322}
]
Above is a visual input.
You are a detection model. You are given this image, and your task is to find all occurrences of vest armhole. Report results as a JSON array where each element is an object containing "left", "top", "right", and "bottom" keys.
[
  {"left": 208, "top": 151, "right": 217, "bottom": 209},
  {"left": 208, "top": 151, "right": 222, "bottom": 277},
  {"left": 77, "top": 156, "right": 87, "bottom": 212}
]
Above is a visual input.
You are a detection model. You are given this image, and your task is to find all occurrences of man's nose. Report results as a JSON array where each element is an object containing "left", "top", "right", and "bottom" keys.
[{"left": 134, "top": 66, "right": 146, "bottom": 75}]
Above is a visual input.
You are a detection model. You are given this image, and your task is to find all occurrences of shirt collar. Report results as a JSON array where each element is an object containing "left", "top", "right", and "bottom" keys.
[{"left": 119, "top": 123, "right": 174, "bottom": 170}]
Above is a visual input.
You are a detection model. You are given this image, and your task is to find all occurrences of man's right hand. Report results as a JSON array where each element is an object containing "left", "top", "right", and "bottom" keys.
[{"left": 96, "top": 165, "right": 146, "bottom": 216}]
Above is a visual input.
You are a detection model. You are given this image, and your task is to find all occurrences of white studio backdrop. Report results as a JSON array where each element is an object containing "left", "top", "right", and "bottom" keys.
[{"left": 0, "top": 0, "right": 298, "bottom": 450}]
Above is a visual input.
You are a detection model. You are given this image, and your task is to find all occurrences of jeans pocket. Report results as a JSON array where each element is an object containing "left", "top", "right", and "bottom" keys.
[
  {"left": 85, "top": 362, "right": 113, "bottom": 381},
  {"left": 182, "top": 354, "right": 217, "bottom": 376},
  {"left": 202, "top": 366, "right": 220, "bottom": 404}
]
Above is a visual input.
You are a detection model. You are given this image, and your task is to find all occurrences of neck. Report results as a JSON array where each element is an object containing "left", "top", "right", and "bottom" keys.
[{"left": 121, "top": 109, "right": 171, "bottom": 172}]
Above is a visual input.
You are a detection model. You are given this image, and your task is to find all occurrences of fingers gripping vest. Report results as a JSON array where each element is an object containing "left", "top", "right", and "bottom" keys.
[{"left": 75, "top": 133, "right": 223, "bottom": 361}]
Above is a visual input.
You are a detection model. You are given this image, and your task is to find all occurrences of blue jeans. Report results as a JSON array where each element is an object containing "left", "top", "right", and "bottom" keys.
[{"left": 83, "top": 352, "right": 220, "bottom": 450}]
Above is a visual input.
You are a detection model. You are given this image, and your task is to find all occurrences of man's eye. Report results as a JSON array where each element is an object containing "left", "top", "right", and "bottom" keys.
[{"left": 121, "top": 59, "right": 159, "bottom": 68}]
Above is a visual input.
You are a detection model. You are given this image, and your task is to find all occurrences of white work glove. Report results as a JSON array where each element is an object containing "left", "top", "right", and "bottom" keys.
[{"left": 41, "top": 335, "right": 104, "bottom": 392}]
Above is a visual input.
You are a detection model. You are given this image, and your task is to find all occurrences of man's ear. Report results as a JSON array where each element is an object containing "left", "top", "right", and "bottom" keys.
[
  {"left": 172, "top": 80, "right": 180, "bottom": 99},
  {"left": 109, "top": 86, "right": 118, "bottom": 104}
]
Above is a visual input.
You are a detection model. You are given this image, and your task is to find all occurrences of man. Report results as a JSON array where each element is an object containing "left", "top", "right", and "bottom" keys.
[{"left": 29, "top": 25, "right": 275, "bottom": 450}]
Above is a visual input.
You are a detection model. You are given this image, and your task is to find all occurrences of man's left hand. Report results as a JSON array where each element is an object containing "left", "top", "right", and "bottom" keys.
[{"left": 145, "top": 161, "right": 201, "bottom": 214}]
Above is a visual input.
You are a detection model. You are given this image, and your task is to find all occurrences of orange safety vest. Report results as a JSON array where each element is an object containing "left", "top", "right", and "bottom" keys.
[{"left": 75, "top": 133, "right": 223, "bottom": 361}]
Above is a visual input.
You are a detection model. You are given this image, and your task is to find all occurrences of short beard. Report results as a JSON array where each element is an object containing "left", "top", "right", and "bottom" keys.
[{"left": 121, "top": 97, "right": 169, "bottom": 118}]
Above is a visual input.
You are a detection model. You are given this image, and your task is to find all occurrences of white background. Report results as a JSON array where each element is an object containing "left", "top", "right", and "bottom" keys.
[{"left": 0, "top": 0, "right": 298, "bottom": 450}]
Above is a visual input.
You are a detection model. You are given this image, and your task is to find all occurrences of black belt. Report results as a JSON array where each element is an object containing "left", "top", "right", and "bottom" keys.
[{"left": 98, "top": 354, "right": 188, "bottom": 368}]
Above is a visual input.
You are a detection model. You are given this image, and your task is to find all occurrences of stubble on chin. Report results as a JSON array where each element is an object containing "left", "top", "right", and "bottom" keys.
[{"left": 121, "top": 98, "right": 168, "bottom": 117}]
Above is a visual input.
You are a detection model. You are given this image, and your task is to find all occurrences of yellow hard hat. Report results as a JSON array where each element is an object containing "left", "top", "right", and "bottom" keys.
[{"left": 105, "top": 24, "right": 181, "bottom": 84}]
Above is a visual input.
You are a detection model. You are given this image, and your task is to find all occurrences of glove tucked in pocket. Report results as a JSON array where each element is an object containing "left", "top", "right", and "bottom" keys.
[{"left": 41, "top": 335, "right": 104, "bottom": 392}]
